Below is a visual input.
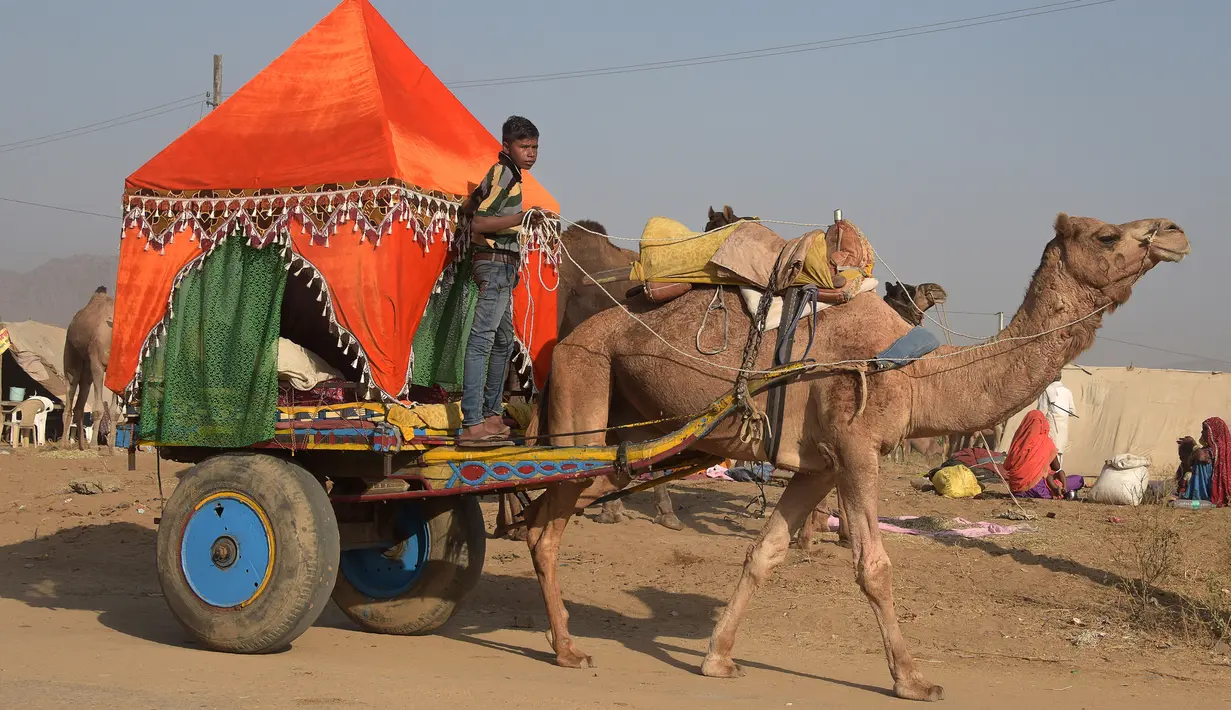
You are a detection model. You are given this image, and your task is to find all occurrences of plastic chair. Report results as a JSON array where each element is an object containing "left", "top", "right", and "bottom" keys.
[
  {"left": 67, "top": 420, "right": 94, "bottom": 446},
  {"left": 66, "top": 407, "right": 94, "bottom": 446},
  {"left": 28, "top": 396, "right": 54, "bottom": 446},
  {"left": 6, "top": 399, "right": 46, "bottom": 447}
]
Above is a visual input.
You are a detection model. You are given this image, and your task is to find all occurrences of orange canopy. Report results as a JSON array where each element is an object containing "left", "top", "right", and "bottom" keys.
[{"left": 108, "top": 0, "right": 559, "bottom": 399}]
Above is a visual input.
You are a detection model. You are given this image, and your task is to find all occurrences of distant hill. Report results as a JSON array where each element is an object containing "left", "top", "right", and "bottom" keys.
[{"left": 0, "top": 254, "right": 118, "bottom": 327}]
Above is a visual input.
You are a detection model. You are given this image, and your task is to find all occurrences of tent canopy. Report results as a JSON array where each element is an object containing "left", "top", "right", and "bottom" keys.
[
  {"left": 1, "top": 320, "right": 68, "bottom": 401},
  {"left": 1003, "top": 365, "right": 1231, "bottom": 478},
  {"left": 108, "top": 0, "right": 559, "bottom": 400}
]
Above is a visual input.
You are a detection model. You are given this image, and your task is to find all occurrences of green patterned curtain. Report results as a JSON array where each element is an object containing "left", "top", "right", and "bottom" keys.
[
  {"left": 410, "top": 259, "right": 477, "bottom": 393},
  {"left": 138, "top": 236, "right": 287, "bottom": 447}
]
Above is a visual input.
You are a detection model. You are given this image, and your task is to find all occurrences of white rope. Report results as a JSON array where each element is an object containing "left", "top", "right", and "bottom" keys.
[
  {"left": 541, "top": 209, "right": 1110, "bottom": 378},
  {"left": 548, "top": 219, "right": 1109, "bottom": 379},
  {"left": 553, "top": 212, "right": 1005, "bottom": 342}
]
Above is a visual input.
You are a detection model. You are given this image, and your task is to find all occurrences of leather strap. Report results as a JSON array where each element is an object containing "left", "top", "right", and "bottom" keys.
[
  {"left": 765, "top": 285, "right": 803, "bottom": 464},
  {"left": 472, "top": 250, "right": 520, "bottom": 266}
]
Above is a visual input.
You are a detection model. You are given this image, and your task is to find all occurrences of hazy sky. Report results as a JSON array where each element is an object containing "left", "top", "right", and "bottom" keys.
[{"left": 0, "top": 0, "right": 1226, "bottom": 369}]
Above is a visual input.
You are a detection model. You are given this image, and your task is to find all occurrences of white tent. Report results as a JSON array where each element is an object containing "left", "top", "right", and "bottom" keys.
[{"left": 1002, "top": 366, "right": 1230, "bottom": 478}]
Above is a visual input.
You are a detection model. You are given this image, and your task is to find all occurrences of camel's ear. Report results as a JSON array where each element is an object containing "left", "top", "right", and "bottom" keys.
[
  {"left": 708, "top": 206, "right": 718, "bottom": 220},
  {"left": 885, "top": 282, "right": 900, "bottom": 296},
  {"left": 1054, "top": 212, "right": 1074, "bottom": 239},
  {"left": 723, "top": 205, "right": 736, "bottom": 221}
]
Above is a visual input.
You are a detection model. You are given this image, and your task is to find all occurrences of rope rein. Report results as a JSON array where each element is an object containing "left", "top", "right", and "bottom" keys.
[
  {"left": 500, "top": 209, "right": 1127, "bottom": 444},
  {"left": 696, "top": 285, "right": 730, "bottom": 356},
  {"left": 543, "top": 210, "right": 1113, "bottom": 377}
]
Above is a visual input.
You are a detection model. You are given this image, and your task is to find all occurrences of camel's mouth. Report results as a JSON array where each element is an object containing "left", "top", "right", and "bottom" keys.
[{"left": 1151, "top": 244, "right": 1190, "bottom": 263}]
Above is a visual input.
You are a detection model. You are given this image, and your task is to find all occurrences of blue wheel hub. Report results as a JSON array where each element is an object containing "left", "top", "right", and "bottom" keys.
[
  {"left": 340, "top": 503, "right": 430, "bottom": 599},
  {"left": 181, "top": 493, "right": 274, "bottom": 608}
]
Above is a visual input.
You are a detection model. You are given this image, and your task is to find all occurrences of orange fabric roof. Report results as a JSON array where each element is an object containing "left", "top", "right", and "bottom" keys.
[
  {"left": 109, "top": 0, "right": 560, "bottom": 399},
  {"left": 125, "top": 0, "right": 556, "bottom": 212}
]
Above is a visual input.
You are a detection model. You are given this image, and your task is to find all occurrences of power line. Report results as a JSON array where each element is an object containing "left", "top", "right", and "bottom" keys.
[
  {"left": 448, "top": 0, "right": 1120, "bottom": 88},
  {"left": 919, "top": 307, "right": 1228, "bottom": 364},
  {"left": 0, "top": 1, "right": 1117, "bottom": 157},
  {"left": 0, "top": 95, "right": 204, "bottom": 155},
  {"left": 0, "top": 196, "right": 116, "bottom": 220},
  {"left": 0, "top": 94, "right": 203, "bottom": 149},
  {"left": 1098, "top": 337, "right": 1231, "bottom": 364}
]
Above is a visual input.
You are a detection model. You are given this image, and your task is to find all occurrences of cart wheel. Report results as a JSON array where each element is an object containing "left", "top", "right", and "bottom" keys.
[
  {"left": 156, "top": 453, "right": 340, "bottom": 654},
  {"left": 332, "top": 496, "right": 485, "bottom": 635}
]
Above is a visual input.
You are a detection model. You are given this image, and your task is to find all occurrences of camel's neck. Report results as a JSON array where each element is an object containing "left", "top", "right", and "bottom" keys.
[{"left": 906, "top": 247, "right": 1106, "bottom": 437}]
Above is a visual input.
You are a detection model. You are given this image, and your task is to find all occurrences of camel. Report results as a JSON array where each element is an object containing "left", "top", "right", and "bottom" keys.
[
  {"left": 493, "top": 221, "right": 685, "bottom": 538},
  {"left": 520, "top": 214, "right": 1188, "bottom": 701},
  {"left": 62, "top": 287, "right": 117, "bottom": 450},
  {"left": 883, "top": 281, "right": 948, "bottom": 327},
  {"left": 945, "top": 427, "right": 1004, "bottom": 457},
  {"left": 890, "top": 435, "right": 945, "bottom": 463},
  {"left": 881, "top": 281, "right": 949, "bottom": 464}
]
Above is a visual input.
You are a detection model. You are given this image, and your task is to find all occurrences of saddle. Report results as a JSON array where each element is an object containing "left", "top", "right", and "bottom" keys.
[{"left": 627, "top": 217, "right": 875, "bottom": 307}]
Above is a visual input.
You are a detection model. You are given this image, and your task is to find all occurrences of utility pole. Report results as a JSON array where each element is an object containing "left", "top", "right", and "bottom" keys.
[
  {"left": 997, "top": 311, "right": 1005, "bottom": 333},
  {"left": 208, "top": 54, "right": 223, "bottom": 109}
]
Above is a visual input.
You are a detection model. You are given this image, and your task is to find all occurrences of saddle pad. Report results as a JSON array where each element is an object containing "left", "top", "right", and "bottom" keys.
[{"left": 738, "top": 278, "right": 878, "bottom": 331}]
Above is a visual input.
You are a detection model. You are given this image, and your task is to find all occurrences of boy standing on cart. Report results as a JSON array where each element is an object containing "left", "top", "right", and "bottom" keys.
[{"left": 458, "top": 116, "right": 540, "bottom": 446}]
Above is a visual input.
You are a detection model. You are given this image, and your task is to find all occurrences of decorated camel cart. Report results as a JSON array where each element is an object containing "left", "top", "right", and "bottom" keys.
[{"left": 110, "top": 0, "right": 856, "bottom": 653}]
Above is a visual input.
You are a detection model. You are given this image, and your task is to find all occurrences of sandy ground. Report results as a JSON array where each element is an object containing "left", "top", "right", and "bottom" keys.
[{"left": 1, "top": 446, "right": 1229, "bottom": 709}]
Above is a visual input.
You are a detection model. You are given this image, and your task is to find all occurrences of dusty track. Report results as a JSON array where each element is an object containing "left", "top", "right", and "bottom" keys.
[{"left": 0, "top": 448, "right": 1226, "bottom": 708}]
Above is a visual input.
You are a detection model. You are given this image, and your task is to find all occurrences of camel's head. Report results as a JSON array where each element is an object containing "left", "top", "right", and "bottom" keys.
[
  {"left": 884, "top": 282, "right": 947, "bottom": 326},
  {"left": 913, "top": 282, "right": 948, "bottom": 310},
  {"left": 705, "top": 205, "right": 754, "bottom": 232},
  {"left": 1052, "top": 213, "right": 1189, "bottom": 305}
]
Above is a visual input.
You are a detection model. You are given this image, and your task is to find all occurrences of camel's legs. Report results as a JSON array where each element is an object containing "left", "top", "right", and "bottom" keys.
[
  {"left": 797, "top": 489, "right": 849, "bottom": 551},
  {"left": 88, "top": 356, "right": 112, "bottom": 452},
  {"left": 701, "top": 471, "right": 835, "bottom": 678},
  {"left": 836, "top": 490, "right": 850, "bottom": 544},
  {"left": 595, "top": 472, "right": 680, "bottom": 529},
  {"left": 71, "top": 372, "right": 91, "bottom": 450},
  {"left": 796, "top": 501, "right": 831, "bottom": 552},
  {"left": 495, "top": 492, "right": 528, "bottom": 540},
  {"left": 837, "top": 446, "right": 943, "bottom": 702},
  {"left": 61, "top": 373, "right": 79, "bottom": 448},
  {"left": 524, "top": 475, "right": 620, "bottom": 668},
  {"left": 596, "top": 497, "right": 628, "bottom": 524},
  {"left": 651, "top": 476, "right": 682, "bottom": 530}
]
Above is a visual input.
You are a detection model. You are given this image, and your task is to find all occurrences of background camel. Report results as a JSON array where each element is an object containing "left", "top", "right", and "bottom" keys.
[
  {"left": 493, "top": 221, "right": 684, "bottom": 538},
  {"left": 883, "top": 280, "right": 947, "bottom": 327},
  {"left": 521, "top": 214, "right": 1188, "bottom": 701},
  {"left": 881, "top": 281, "right": 949, "bottom": 465},
  {"left": 885, "top": 280, "right": 1007, "bottom": 461},
  {"left": 62, "top": 287, "right": 116, "bottom": 450}
]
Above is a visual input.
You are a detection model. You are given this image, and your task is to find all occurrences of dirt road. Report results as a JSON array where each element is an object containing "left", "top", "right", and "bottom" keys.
[{"left": 1, "top": 448, "right": 1227, "bottom": 708}]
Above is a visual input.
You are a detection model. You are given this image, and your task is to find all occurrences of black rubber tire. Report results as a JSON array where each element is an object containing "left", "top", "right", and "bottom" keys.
[
  {"left": 156, "top": 452, "right": 340, "bottom": 654},
  {"left": 331, "top": 495, "right": 486, "bottom": 635}
]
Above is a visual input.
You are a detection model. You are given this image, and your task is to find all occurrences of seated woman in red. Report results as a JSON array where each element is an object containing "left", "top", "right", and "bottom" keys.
[{"left": 1004, "top": 410, "right": 1083, "bottom": 499}]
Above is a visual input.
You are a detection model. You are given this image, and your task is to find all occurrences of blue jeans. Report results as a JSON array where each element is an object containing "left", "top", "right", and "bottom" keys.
[{"left": 461, "top": 260, "right": 517, "bottom": 427}]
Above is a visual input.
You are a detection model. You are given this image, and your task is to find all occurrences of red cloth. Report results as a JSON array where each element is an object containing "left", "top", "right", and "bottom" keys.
[
  {"left": 948, "top": 447, "right": 1007, "bottom": 477},
  {"left": 1003, "top": 410, "right": 1058, "bottom": 494},
  {"left": 1205, "top": 417, "right": 1231, "bottom": 507}
]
